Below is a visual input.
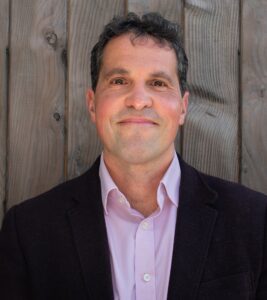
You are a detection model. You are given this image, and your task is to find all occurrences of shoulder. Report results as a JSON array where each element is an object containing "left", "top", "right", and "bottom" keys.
[
  {"left": 179, "top": 154, "right": 267, "bottom": 205},
  {"left": 178, "top": 155, "right": 267, "bottom": 218},
  {"left": 2, "top": 157, "right": 101, "bottom": 225},
  {"left": 197, "top": 171, "right": 267, "bottom": 232},
  {"left": 201, "top": 171, "right": 267, "bottom": 205}
]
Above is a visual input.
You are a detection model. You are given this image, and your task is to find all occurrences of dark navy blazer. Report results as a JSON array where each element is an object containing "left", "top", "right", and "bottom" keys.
[{"left": 1, "top": 155, "right": 267, "bottom": 299}]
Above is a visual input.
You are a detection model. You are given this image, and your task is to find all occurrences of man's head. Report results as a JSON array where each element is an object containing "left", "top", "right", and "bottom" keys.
[
  {"left": 91, "top": 12, "right": 188, "bottom": 95},
  {"left": 87, "top": 13, "right": 189, "bottom": 167}
]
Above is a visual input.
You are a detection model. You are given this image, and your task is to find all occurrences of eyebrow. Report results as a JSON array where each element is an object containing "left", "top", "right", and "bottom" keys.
[
  {"left": 103, "top": 68, "right": 129, "bottom": 79},
  {"left": 150, "top": 71, "right": 175, "bottom": 85}
]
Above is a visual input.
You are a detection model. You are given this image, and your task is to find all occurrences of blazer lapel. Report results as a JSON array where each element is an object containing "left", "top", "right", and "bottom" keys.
[
  {"left": 67, "top": 159, "right": 113, "bottom": 300},
  {"left": 168, "top": 158, "right": 218, "bottom": 300}
]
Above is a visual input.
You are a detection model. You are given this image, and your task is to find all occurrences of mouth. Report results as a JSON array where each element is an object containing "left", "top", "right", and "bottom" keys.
[{"left": 118, "top": 117, "right": 158, "bottom": 126}]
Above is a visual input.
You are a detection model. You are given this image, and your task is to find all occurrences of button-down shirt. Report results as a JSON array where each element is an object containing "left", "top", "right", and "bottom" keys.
[{"left": 99, "top": 153, "right": 181, "bottom": 300}]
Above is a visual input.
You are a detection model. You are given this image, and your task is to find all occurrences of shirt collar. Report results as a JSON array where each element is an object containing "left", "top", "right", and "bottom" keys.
[
  {"left": 99, "top": 152, "right": 181, "bottom": 214},
  {"left": 99, "top": 154, "right": 118, "bottom": 215},
  {"left": 159, "top": 153, "right": 180, "bottom": 208}
]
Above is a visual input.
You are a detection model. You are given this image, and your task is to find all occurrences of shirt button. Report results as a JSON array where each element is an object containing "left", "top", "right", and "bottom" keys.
[
  {"left": 143, "top": 273, "right": 151, "bottom": 282},
  {"left": 118, "top": 196, "right": 125, "bottom": 204},
  {"left": 141, "top": 221, "right": 149, "bottom": 230}
]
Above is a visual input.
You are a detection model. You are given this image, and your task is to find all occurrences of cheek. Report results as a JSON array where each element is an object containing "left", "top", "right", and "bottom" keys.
[
  {"left": 95, "top": 89, "right": 125, "bottom": 119},
  {"left": 94, "top": 97, "right": 118, "bottom": 131},
  {"left": 158, "top": 96, "right": 183, "bottom": 124}
]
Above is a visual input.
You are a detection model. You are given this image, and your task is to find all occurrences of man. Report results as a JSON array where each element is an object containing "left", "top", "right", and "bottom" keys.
[{"left": 0, "top": 12, "right": 267, "bottom": 300}]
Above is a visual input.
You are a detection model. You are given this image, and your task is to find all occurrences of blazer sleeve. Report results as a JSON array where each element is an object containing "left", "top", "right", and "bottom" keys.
[{"left": 0, "top": 206, "right": 32, "bottom": 300}]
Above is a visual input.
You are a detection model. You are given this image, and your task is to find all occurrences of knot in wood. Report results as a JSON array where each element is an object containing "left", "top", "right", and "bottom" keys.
[
  {"left": 259, "top": 86, "right": 265, "bottom": 98},
  {"left": 45, "top": 31, "right": 58, "bottom": 47},
  {"left": 242, "top": 165, "right": 248, "bottom": 174},
  {"left": 53, "top": 112, "right": 61, "bottom": 121}
]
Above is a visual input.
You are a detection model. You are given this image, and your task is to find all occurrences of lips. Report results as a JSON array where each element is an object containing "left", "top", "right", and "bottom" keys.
[{"left": 118, "top": 117, "right": 158, "bottom": 125}]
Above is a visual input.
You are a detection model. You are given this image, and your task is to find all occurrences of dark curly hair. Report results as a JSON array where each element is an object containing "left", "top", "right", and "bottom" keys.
[{"left": 90, "top": 12, "right": 188, "bottom": 95}]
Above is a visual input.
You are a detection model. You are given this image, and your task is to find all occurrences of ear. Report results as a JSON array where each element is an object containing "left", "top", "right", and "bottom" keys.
[
  {"left": 179, "top": 91, "right": 189, "bottom": 125},
  {"left": 86, "top": 89, "right": 96, "bottom": 123}
]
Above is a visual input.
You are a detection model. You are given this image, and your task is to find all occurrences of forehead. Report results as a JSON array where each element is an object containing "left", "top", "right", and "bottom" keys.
[{"left": 100, "top": 33, "right": 178, "bottom": 73}]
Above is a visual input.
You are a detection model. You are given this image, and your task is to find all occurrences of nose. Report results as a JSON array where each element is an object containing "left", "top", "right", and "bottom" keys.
[{"left": 125, "top": 84, "right": 152, "bottom": 110}]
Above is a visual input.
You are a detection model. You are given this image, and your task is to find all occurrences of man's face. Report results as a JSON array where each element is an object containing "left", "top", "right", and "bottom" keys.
[{"left": 87, "top": 34, "right": 189, "bottom": 166}]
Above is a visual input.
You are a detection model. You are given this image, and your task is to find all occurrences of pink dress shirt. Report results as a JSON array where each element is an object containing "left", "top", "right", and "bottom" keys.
[{"left": 99, "top": 153, "right": 181, "bottom": 300}]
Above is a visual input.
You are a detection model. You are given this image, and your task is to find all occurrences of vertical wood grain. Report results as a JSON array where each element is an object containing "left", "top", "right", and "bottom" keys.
[
  {"left": 7, "top": 0, "right": 67, "bottom": 208},
  {"left": 0, "top": 0, "right": 9, "bottom": 221},
  {"left": 241, "top": 0, "right": 267, "bottom": 194},
  {"left": 127, "top": 0, "right": 184, "bottom": 153},
  {"left": 127, "top": 0, "right": 183, "bottom": 21},
  {"left": 67, "top": 0, "right": 125, "bottom": 178},
  {"left": 182, "top": 0, "right": 240, "bottom": 181}
]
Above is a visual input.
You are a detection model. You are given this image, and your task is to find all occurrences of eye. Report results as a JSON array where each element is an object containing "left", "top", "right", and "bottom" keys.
[
  {"left": 151, "top": 80, "right": 167, "bottom": 87},
  {"left": 110, "top": 78, "right": 127, "bottom": 85}
]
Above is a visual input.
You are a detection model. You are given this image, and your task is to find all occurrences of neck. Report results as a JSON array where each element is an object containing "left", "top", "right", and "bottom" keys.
[{"left": 103, "top": 151, "right": 175, "bottom": 217}]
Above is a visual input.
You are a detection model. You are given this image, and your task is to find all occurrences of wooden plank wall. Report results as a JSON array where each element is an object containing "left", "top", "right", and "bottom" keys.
[
  {"left": 183, "top": 0, "right": 240, "bottom": 182},
  {"left": 241, "top": 0, "right": 267, "bottom": 194},
  {"left": 0, "top": 0, "right": 267, "bottom": 223},
  {"left": 0, "top": 0, "right": 9, "bottom": 221},
  {"left": 7, "top": 0, "right": 67, "bottom": 208}
]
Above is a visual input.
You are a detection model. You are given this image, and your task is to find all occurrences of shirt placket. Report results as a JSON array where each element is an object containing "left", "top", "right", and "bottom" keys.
[{"left": 135, "top": 218, "right": 156, "bottom": 300}]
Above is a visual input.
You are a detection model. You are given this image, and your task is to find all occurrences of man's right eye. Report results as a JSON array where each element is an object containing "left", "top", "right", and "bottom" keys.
[{"left": 110, "top": 78, "right": 126, "bottom": 85}]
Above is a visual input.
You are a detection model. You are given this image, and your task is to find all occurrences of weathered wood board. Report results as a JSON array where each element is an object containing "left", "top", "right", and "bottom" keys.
[
  {"left": 0, "top": 0, "right": 9, "bottom": 220},
  {"left": 241, "top": 0, "right": 267, "bottom": 194},
  {"left": 182, "top": 0, "right": 240, "bottom": 181},
  {"left": 127, "top": 0, "right": 183, "bottom": 21},
  {"left": 7, "top": 0, "right": 67, "bottom": 208}
]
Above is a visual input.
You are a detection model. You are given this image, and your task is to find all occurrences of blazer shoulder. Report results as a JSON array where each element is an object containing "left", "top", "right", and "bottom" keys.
[
  {"left": 178, "top": 154, "right": 267, "bottom": 207},
  {"left": 198, "top": 171, "right": 267, "bottom": 215},
  {"left": 4, "top": 157, "right": 101, "bottom": 222},
  {"left": 202, "top": 172, "right": 267, "bottom": 200}
]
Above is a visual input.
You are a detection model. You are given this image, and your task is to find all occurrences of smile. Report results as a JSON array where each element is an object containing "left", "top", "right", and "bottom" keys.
[{"left": 118, "top": 118, "right": 158, "bottom": 125}]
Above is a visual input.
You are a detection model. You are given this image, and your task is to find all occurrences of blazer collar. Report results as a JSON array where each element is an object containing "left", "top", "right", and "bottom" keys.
[{"left": 167, "top": 156, "right": 218, "bottom": 300}]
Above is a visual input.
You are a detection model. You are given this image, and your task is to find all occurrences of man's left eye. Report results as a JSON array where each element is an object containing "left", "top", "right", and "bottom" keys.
[
  {"left": 110, "top": 78, "right": 126, "bottom": 85},
  {"left": 152, "top": 80, "right": 167, "bottom": 87}
]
